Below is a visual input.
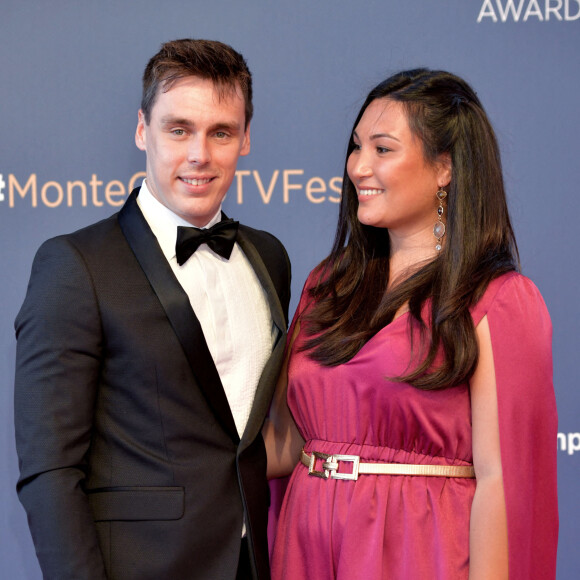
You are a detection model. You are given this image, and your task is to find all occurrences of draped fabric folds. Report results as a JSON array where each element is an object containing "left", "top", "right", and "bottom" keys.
[{"left": 270, "top": 272, "right": 557, "bottom": 579}]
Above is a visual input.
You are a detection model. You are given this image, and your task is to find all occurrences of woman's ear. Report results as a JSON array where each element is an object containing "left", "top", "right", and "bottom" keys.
[{"left": 437, "top": 152, "right": 452, "bottom": 188}]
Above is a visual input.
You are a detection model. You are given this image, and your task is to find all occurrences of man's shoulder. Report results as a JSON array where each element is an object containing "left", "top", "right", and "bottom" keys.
[
  {"left": 238, "top": 223, "right": 285, "bottom": 251},
  {"left": 37, "top": 211, "right": 124, "bottom": 259},
  {"left": 238, "top": 223, "right": 290, "bottom": 272},
  {"left": 41, "top": 189, "right": 140, "bottom": 251}
]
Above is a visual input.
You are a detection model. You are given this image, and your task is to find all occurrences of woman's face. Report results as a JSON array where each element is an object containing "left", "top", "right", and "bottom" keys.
[{"left": 347, "top": 98, "right": 450, "bottom": 239}]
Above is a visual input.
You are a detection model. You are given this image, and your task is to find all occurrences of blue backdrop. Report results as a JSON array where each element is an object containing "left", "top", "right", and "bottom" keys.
[{"left": 1, "top": 1, "right": 578, "bottom": 577}]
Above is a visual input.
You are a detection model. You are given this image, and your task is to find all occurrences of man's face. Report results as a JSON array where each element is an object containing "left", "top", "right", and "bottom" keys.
[{"left": 135, "top": 76, "right": 250, "bottom": 227}]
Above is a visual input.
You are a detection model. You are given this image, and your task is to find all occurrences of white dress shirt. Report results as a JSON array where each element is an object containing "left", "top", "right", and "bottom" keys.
[{"left": 136, "top": 180, "right": 276, "bottom": 439}]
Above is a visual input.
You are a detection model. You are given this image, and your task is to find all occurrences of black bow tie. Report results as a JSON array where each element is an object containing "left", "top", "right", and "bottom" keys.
[{"left": 176, "top": 219, "right": 239, "bottom": 265}]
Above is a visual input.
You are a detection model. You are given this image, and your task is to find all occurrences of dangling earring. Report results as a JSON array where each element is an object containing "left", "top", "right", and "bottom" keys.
[{"left": 434, "top": 188, "right": 447, "bottom": 251}]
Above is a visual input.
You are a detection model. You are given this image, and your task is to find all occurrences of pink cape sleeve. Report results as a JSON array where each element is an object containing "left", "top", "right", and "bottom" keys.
[{"left": 476, "top": 273, "right": 558, "bottom": 579}]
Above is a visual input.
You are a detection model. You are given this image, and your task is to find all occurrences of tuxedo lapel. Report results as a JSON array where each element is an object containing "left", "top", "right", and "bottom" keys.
[
  {"left": 236, "top": 227, "right": 287, "bottom": 449},
  {"left": 118, "top": 191, "right": 239, "bottom": 442},
  {"left": 236, "top": 228, "right": 286, "bottom": 336}
]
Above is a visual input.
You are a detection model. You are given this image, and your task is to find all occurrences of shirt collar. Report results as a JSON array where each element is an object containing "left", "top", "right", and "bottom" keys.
[{"left": 136, "top": 179, "right": 222, "bottom": 261}]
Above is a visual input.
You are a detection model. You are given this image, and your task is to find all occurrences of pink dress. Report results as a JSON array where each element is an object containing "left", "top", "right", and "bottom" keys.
[{"left": 271, "top": 272, "right": 558, "bottom": 579}]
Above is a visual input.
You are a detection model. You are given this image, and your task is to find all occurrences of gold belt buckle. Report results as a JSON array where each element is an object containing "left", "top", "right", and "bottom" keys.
[
  {"left": 307, "top": 451, "right": 361, "bottom": 481},
  {"left": 308, "top": 451, "right": 331, "bottom": 479},
  {"left": 324, "top": 454, "right": 360, "bottom": 481}
]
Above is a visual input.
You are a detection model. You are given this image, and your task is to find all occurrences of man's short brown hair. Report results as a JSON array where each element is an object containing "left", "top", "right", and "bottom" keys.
[{"left": 141, "top": 38, "right": 253, "bottom": 127}]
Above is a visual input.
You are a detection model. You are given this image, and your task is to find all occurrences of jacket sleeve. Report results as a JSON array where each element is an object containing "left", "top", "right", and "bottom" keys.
[
  {"left": 485, "top": 275, "right": 558, "bottom": 579},
  {"left": 14, "top": 236, "right": 107, "bottom": 579}
]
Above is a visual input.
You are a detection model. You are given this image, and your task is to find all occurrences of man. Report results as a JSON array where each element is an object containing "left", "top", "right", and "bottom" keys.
[{"left": 14, "top": 39, "right": 290, "bottom": 580}]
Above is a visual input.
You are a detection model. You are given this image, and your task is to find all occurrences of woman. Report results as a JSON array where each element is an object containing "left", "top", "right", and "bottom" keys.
[{"left": 264, "top": 69, "right": 558, "bottom": 579}]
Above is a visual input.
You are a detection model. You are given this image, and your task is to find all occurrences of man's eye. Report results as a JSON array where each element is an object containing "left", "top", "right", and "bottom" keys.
[{"left": 172, "top": 129, "right": 185, "bottom": 136}]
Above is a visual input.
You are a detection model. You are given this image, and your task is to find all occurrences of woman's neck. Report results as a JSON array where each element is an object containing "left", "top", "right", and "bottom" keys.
[{"left": 388, "top": 226, "right": 440, "bottom": 287}]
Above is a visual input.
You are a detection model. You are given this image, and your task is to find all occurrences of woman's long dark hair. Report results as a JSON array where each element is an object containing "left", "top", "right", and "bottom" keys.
[{"left": 303, "top": 69, "right": 519, "bottom": 390}]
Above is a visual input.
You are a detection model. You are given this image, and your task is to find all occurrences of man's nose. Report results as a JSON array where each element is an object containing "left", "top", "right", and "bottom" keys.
[{"left": 187, "top": 136, "right": 211, "bottom": 165}]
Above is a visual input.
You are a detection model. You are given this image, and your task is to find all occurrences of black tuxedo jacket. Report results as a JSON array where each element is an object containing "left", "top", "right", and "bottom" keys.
[{"left": 14, "top": 189, "right": 291, "bottom": 580}]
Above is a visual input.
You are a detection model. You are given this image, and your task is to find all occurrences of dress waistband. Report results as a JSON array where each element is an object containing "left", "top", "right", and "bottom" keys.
[{"left": 301, "top": 449, "right": 476, "bottom": 481}]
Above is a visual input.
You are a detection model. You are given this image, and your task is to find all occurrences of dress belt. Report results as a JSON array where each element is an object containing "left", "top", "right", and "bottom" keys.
[{"left": 301, "top": 449, "right": 476, "bottom": 481}]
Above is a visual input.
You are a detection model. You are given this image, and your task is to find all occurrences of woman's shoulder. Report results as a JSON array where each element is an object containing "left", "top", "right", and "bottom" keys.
[
  {"left": 292, "top": 263, "right": 327, "bottom": 318},
  {"left": 470, "top": 271, "right": 549, "bottom": 327},
  {"left": 300, "top": 261, "right": 332, "bottom": 294}
]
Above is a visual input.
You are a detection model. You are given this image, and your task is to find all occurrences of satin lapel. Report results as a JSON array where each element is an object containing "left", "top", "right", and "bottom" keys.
[
  {"left": 118, "top": 191, "right": 239, "bottom": 442},
  {"left": 236, "top": 227, "right": 287, "bottom": 450}
]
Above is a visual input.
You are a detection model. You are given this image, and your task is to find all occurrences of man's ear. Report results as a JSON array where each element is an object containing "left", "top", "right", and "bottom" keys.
[
  {"left": 240, "top": 123, "right": 251, "bottom": 157},
  {"left": 135, "top": 110, "right": 147, "bottom": 151}
]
